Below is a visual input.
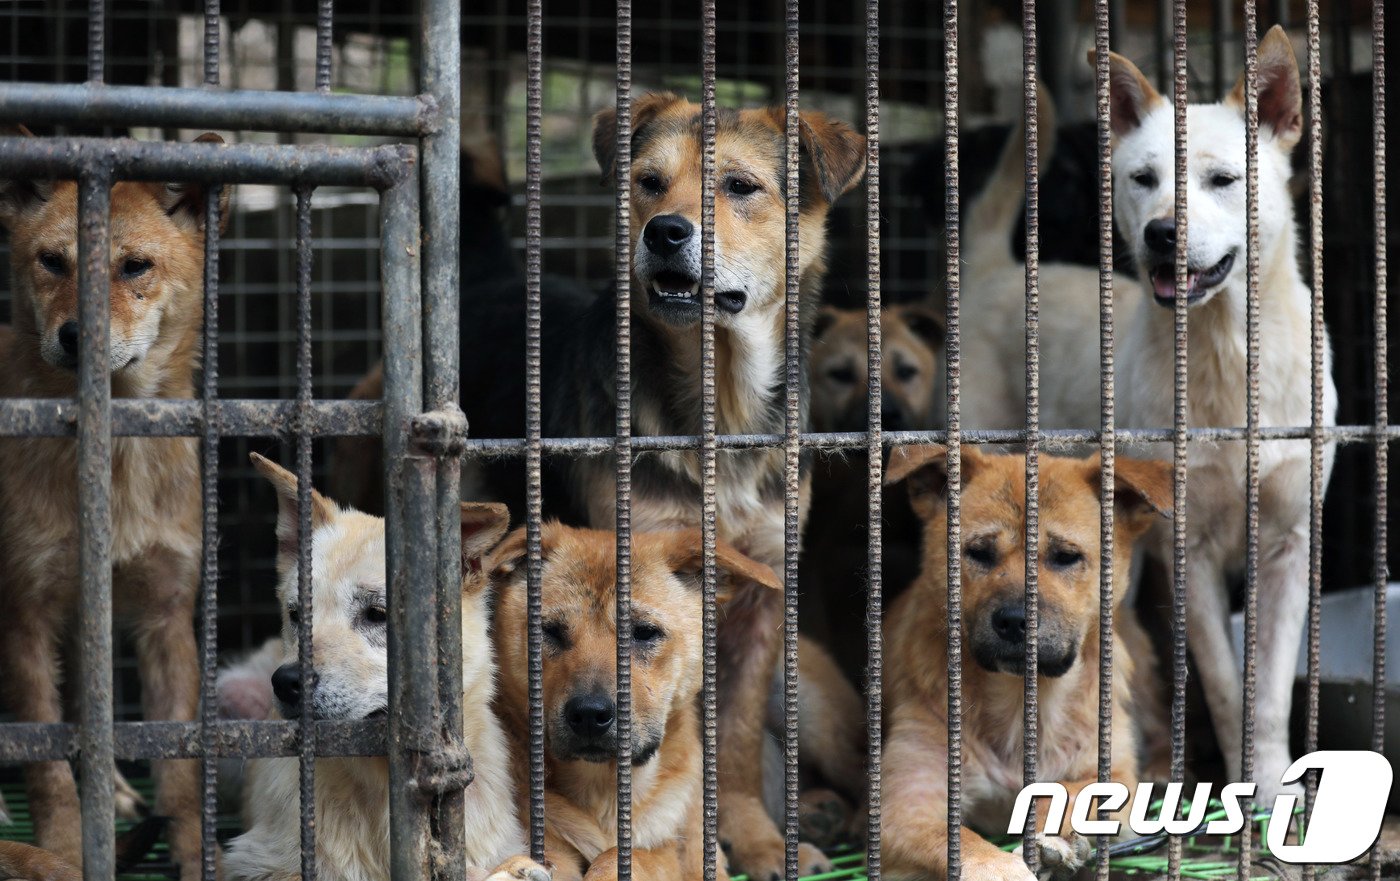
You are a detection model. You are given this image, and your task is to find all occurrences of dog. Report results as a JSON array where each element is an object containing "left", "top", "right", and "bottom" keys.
[
  {"left": 0, "top": 128, "right": 226, "bottom": 879},
  {"left": 1099, "top": 25, "right": 1336, "bottom": 800},
  {"left": 489, "top": 522, "right": 785, "bottom": 881},
  {"left": 880, "top": 444, "right": 1172, "bottom": 881},
  {"left": 223, "top": 454, "right": 549, "bottom": 881},
  {"left": 401, "top": 92, "right": 867, "bottom": 880},
  {"left": 0, "top": 839, "right": 80, "bottom": 881},
  {"left": 809, "top": 303, "right": 945, "bottom": 434}
]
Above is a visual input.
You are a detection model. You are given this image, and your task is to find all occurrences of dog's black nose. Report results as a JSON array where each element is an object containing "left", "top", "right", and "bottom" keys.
[
  {"left": 1144, "top": 218, "right": 1176, "bottom": 254},
  {"left": 564, "top": 693, "right": 615, "bottom": 738},
  {"left": 991, "top": 604, "right": 1027, "bottom": 644},
  {"left": 58, "top": 321, "right": 79, "bottom": 359},
  {"left": 642, "top": 214, "right": 694, "bottom": 257},
  {"left": 271, "top": 663, "right": 302, "bottom": 707}
]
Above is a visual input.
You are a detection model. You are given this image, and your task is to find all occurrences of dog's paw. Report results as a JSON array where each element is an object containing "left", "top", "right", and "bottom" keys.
[
  {"left": 1014, "top": 834, "right": 1090, "bottom": 880},
  {"left": 796, "top": 842, "right": 831, "bottom": 877},
  {"left": 797, "top": 788, "right": 853, "bottom": 850},
  {"left": 483, "top": 855, "right": 551, "bottom": 881},
  {"left": 966, "top": 849, "right": 1037, "bottom": 881},
  {"left": 112, "top": 771, "right": 148, "bottom": 821}
]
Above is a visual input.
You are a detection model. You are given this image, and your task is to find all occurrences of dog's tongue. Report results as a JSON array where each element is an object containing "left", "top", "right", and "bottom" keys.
[{"left": 1153, "top": 268, "right": 1199, "bottom": 300}]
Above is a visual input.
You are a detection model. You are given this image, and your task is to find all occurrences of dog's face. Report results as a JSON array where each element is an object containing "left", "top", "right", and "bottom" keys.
[
  {"left": 250, "top": 453, "right": 509, "bottom": 722},
  {"left": 1098, "top": 25, "right": 1302, "bottom": 309},
  {"left": 809, "top": 304, "right": 945, "bottom": 432},
  {"left": 0, "top": 130, "right": 228, "bottom": 373},
  {"left": 593, "top": 93, "right": 866, "bottom": 331},
  {"left": 887, "top": 445, "right": 1171, "bottom": 678},
  {"left": 491, "top": 524, "right": 780, "bottom": 766}
]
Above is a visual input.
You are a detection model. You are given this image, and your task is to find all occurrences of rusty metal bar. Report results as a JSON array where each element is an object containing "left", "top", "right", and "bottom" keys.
[
  {"left": 1371, "top": 2, "right": 1388, "bottom": 877},
  {"left": 1019, "top": 5, "right": 1041, "bottom": 871},
  {"left": 77, "top": 166, "right": 115, "bottom": 881},
  {"left": 612, "top": 0, "right": 635, "bottom": 875},
  {"left": 0, "top": 138, "right": 413, "bottom": 190},
  {"left": 0, "top": 83, "right": 434, "bottom": 137},
  {"left": 1239, "top": 6, "right": 1262, "bottom": 875},
  {"left": 863, "top": 0, "right": 883, "bottom": 877},
  {"left": 87, "top": 0, "right": 103, "bottom": 84},
  {"left": 523, "top": 0, "right": 547, "bottom": 862},
  {"left": 294, "top": 186, "right": 319, "bottom": 881},
  {"left": 782, "top": 0, "right": 802, "bottom": 876},
  {"left": 943, "top": 0, "right": 964, "bottom": 874},
  {"left": 1170, "top": 0, "right": 1189, "bottom": 875},
  {"left": 203, "top": 0, "right": 219, "bottom": 86},
  {"left": 698, "top": 0, "right": 720, "bottom": 878},
  {"left": 0, "top": 398, "right": 381, "bottom": 438},
  {"left": 315, "top": 0, "right": 334, "bottom": 93},
  {"left": 0, "top": 721, "right": 389, "bottom": 763}
]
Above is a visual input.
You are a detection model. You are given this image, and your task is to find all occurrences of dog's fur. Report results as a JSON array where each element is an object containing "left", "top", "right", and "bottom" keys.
[
  {"left": 489, "top": 524, "right": 783, "bottom": 881},
  {"left": 809, "top": 304, "right": 944, "bottom": 434},
  {"left": 1099, "top": 25, "right": 1336, "bottom": 799},
  {"left": 0, "top": 130, "right": 227, "bottom": 878},
  {"left": 880, "top": 445, "right": 1172, "bottom": 881},
  {"left": 0, "top": 840, "right": 81, "bottom": 881},
  {"left": 223, "top": 455, "right": 547, "bottom": 881},
  {"left": 427, "top": 93, "right": 866, "bottom": 881}
]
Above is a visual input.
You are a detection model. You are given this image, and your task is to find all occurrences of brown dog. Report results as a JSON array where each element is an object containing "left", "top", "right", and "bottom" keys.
[
  {"left": 0, "top": 130, "right": 226, "bottom": 878},
  {"left": 489, "top": 524, "right": 783, "bottom": 881},
  {"left": 880, "top": 445, "right": 1171, "bottom": 881},
  {"left": 809, "top": 303, "right": 944, "bottom": 434}
]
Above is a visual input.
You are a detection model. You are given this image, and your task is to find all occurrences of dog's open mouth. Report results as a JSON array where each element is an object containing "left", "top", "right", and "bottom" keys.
[
  {"left": 1149, "top": 250, "right": 1235, "bottom": 306},
  {"left": 645, "top": 271, "right": 747, "bottom": 318}
]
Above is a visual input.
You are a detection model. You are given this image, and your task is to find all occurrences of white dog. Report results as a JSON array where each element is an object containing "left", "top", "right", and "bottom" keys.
[
  {"left": 224, "top": 454, "right": 549, "bottom": 881},
  {"left": 1100, "top": 25, "right": 1335, "bottom": 800}
]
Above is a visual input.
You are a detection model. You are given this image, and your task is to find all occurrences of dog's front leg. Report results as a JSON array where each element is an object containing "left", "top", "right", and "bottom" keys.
[
  {"left": 0, "top": 596, "right": 82, "bottom": 867},
  {"left": 1180, "top": 545, "right": 1244, "bottom": 787},
  {"left": 123, "top": 549, "right": 212, "bottom": 881}
]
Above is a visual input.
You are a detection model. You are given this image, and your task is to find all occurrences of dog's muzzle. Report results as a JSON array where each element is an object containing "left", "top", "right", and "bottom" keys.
[
  {"left": 1142, "top": 219, "right": 1237, "bottom": 306},
  {"left": 639, "top": 214, "right": 747, "bottom": 324},
  {"left": 550, "top": 691, "right": 660, "bottom": 765},
  {"left": 970, "top": 601, "right": 1079, "bottom": 678}
]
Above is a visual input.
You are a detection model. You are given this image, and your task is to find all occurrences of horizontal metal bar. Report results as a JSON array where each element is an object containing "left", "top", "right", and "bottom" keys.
[
  {"left": 0, "top": 138, "right": 411, "bottom": 190},
  {"left": 463, "top": 424, "right": 1400, "bottom": 456},
  {"left": 0, "top": 399, "right": 379, "bottom": 437},
  {"left": 0, "top": 82, "right": 436, "bottom": 137},
  {"left": 0, "top": 720, "right": 387, "bottom": 763}
]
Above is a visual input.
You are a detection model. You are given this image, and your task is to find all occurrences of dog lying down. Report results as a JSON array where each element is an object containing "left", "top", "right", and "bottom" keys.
[{"left": 222, "top": 454, "right": 548, "bottom": 881}]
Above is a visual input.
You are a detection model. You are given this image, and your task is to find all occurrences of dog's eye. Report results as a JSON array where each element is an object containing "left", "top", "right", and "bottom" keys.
[
  {"left": 826, "top": 365, "right": 856, "bottom": 384},
  {"left": 894, "top": 362, "right": 918, "bottom": 382},
  {"left": 1209, "top": 172, "right": 1239, "bottom": 188},
  {"left": 632, "top": 622, "right": 664, "bottom": 643},
  {"left": 38, "top": 251, "right": 66, "bottom": 275},
  {"left": 1048, "top": 548, "right": 1085, "bottom": 569},
  {"left": 542, "top": 621, "right": 568, "bottom": 646},
  {"left": 286, "top": 607, "right": 300, "bottom": 627},
  {"left": 638, "top": 174, "right": 664, "bottom": 194},
  {"left": 1131, "top": 170, "right": 1157, "bottom": 188},
  {"left": 121, "top": 257, "right": 153, "bottom": 279},
  {"left": 726, "top": 177, "right": 759, "bottom": 196},
  {"left": 965, "top": 541, "right": 997, "bottom": 566},
  {"left": 362, "top": 605, "right": 388, "bottom": 626}
]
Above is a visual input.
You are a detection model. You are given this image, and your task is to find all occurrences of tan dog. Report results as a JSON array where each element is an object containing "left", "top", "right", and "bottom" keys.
[
  {"left": 223, "top": 455, "right": 548, "bottom": 881},
  {"left": 809, "top": 304, "right": 944, "bottom": 434},
  {"left": 0, "top": 129, "right": 227, "bottom": 878},
  {"left": 880, "top": 445, "right": 1172, "bottom": 881},
  {"left": 489, "top": 524, "right": 783, "bottom": 881},
  {"left": 0, "top": 840, "right": 80, "bottom": 881}
]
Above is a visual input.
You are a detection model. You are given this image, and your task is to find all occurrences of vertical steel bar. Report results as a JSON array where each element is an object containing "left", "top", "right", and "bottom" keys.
[
  {"left": 1093, "top": 0, "right": 1116, "bottom": 876},
  {"left": 1169, "top": 0, "right": 1190, "bottom": 876},
  {"left": 1239, "top": 6, "right": 1262, "bottom": 877},
  {"left": 382, "top": 171, "right": 431, "bottom": 881},
  {"left": 87, "top": 0, "right": 104, "bottom": 83},
  {"left": 1019, "top": 6, "right": 1041, "bottom": 872},
  {"left": 1371, "top": 2, "right": 1388, "bottom": 876},
  {"left": 203, "top": 0, "right": 219, "bottom": 85},
  {"left": 863, "top": 0, "right": 883, "bottom": 878},
  {"left": 315, "top": 0, "right": 334, "bottom": 92},
  {"left": 1303, "top": 3, "right": 1324, "bottom": 876},
  {"left": 77, "top": 167, "right": 114, "bottom": 881},
  {"left": 422, "top": 0, "right": 464, "bottom": 871},
  {"left": 612, "top": 0, "right": 635, "bottom": 876},
  {"left": 943, "top": 0, "right": 964, "bottom": 876},
  {"left": 698, "top": 1, "right": 720, "bottom": 879},
  {"left": 782, "top": 0, "right": 802, "bottom": 876},
  {"left": 523, "top": 0, "right": 547, "bottom": 863},
  {"left": 294, "top": 186, "right": 319, "bottom": 881}
]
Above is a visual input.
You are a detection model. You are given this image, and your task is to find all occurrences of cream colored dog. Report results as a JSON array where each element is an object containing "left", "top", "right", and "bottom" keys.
[
  {"left": 223, "top": 454, "right": 548, "bottom": 881},
  {"left": 1101, "top": 26, "right": 1335, "bottom": 801}
]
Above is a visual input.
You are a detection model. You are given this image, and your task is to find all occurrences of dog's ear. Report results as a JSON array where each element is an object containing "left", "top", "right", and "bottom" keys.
[
  {"left": 1084, "top": 454, "right": 1174, "bottom": 535},
  {"left": 592, "top": 92, "right": 686, "bottom": 186},
  {"left": 156, "top": 133, "right": 231, "bottom": 236},
  {"left": 1226, "top": 25, "right": 1303, "bottom": 151},
  {"left": 663, "top": 532, "right": 782, "bottom": 603},
  {"left": 895, "top": 304, "right": 945, "bottom": 351},
  {"left": 1089, "top": 49, "right": 1163, "bottom": 137},
  {"left": 0, "top": 124, "right": 53, "bottom": 232},
  {"left": 486, "top": 522, "right": 562, "bottom": 581},
  {"left": 249, "top": 452, "right": 338, "bottom": 562},
  {"left": 795, "top": 111, "right": 868, "bottom": 205},
  {"left": 460, "top": 502, "right": 511, "bottom": 582},
  {"left": 813, "top": 307, "right": 842, "bottom": 341},
  {"left": 885, "top": 444, "right": 984, "bottom": 521}
]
